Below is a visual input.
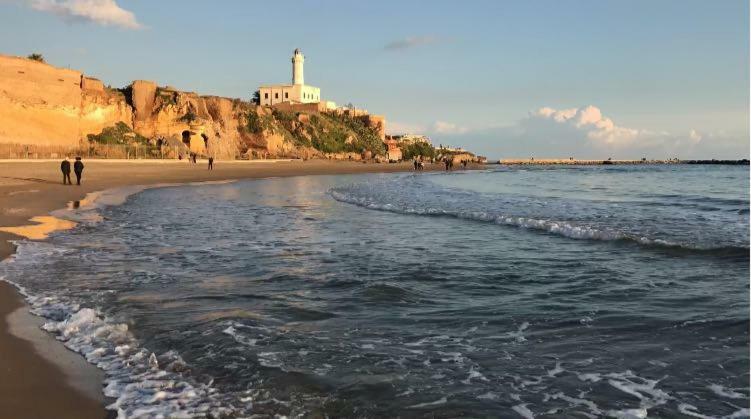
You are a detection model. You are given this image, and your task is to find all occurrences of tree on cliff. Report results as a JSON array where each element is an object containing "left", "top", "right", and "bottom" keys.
[
  {"left": 252, "top": 90, "right": 260, "bottom": 105},
  {"left": 27, "top": 53, "right": 45, "bottom": 63}
]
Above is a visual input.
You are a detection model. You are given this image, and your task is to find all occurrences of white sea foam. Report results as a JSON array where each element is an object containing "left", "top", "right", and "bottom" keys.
[
  {"left": 547, "top": 361, "right": 565, "bottom": 377},
  {"left": 548, "top": 391, "right": 602, "bottom": 416},
  {"left": 476, "top": 391, "right": 499, "bottom": 400},
  {"left": 16, "top": 292, "right": 239, "bottom": 418},
  {"left": 330, "top": 188, "right": 741, "bottom": 251},
  {"left": 604, "top": 370, "right": 670, "bottom": 416},
  {"left": 408, "top": 397, "right": 448, "bottom": 409},
  {"left": 606, "top": 407, "right": 648, "bottom": 418},
  {"left": 461, "top": 365, "right": 489, "bottom": 384},
  {"left": 678, "top": 403, "right": 714, "bottom": 419},
  {"left": 512, "top": 403, "right": 535, "bottom": 418},
  {"left": 708, "top": 383, "right": 748, "bottom": 399}
]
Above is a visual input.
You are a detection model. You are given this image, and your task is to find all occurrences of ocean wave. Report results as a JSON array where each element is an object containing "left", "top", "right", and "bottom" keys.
[
  {"left": 1, "top": 276, "right": 245, "bottom": 418},
  {"left": 330, "top": 190, "right": 749, "bottom": 255}
]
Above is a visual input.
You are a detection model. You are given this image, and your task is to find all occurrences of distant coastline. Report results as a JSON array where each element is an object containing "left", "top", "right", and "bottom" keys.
[{"left": 496, "top": 158, "right": 750, "bottom": 165}]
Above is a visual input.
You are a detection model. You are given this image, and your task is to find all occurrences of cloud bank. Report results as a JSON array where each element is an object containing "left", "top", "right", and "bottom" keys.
[
  {"left": 29, "top": 0, "right": 142, "bottom": 29},
  {"left": 421, "top": 105, "right": 748, "bottom": 159},
  {"left": 384, "top": 36, "right": 440, "bottom": 51}
]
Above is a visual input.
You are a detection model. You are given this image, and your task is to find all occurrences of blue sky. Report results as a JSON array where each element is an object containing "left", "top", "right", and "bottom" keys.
[{"left": 0, "top": 0, "right": 748, "bottom": 159}]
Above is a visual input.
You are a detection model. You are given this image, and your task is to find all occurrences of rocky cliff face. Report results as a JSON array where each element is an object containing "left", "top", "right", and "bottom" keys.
[
  {"left": 0, "top": 54, "right": 389, "bottom": 160},
  {"left": 0, "top": 55, "right": 132, "bottom": 147}
]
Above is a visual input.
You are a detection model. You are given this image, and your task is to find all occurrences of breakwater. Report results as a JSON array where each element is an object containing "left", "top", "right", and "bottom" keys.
[{"left": 498, "top": 158, "right": 749, "bottom": 165}]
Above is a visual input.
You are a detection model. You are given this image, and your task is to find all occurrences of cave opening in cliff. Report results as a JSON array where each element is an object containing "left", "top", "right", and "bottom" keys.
[
  {"left": 201, "top": 133, "right": 208, "bottom": 148},
  {"left": 181, "top": 130, "right": 191, "bottom": 146}
]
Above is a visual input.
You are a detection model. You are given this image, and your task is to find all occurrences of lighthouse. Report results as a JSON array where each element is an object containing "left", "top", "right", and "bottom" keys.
[
  {"left": 258, "top": 48, "right": 326, "bottom": 107},
  {"left": 292, "top": 48, "right": 304, "bottom": 85}
]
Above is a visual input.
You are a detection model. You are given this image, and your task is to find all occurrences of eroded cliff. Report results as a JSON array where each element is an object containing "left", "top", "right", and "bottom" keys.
[{"left": 0, "top": 54, "right": 389, "bottom": 160}]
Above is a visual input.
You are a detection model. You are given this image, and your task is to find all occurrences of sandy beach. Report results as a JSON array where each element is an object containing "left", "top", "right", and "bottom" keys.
[{"left": 0, "top": 158, "right": 449, "bottom": 418}]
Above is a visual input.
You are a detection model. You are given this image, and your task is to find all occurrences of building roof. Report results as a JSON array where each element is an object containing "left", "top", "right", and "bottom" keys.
[
  {"left": 259, "top": 84, "right": 319, "bottom": 89},
  {"left": 258, "top": 84, "right": 293, "bottom": 89}
]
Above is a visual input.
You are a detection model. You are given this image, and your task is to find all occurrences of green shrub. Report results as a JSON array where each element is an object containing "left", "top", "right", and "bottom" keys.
[
  {"left": 180, "top": 110, "right": 197, "bottom": 123},
  {"left": 246, "top": 111, "right": 263, "bottom": 134},
  {"left": 402, "top": 142, "right": 436, "bottom": 160},
  {"left": 87, "top": 122, "right": 152, "bottom": 146}
]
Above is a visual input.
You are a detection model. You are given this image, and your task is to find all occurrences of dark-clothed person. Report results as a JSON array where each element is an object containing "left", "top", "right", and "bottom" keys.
[
  {"left": 73, "top": 157, "right": 84, "bottom": 185},
  {"left": 208, "top": 157, "right": 214, "bottom": 170},
  {"left": 60, "top": 158, "right": 72, "bottom": 185}
]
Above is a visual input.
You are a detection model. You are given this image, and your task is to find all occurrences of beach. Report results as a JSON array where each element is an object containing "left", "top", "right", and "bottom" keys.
[{"left": 0, "top": 158, "right": 443, "bottom": 419}]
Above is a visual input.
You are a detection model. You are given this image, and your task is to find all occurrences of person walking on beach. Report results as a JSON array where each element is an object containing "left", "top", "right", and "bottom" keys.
[
  {"left": 208, "top": 156, "right": 214, "bottom": 170},
  {"left": 413, "top": 159, "right": 419, "bottom": 171},
  {"left": 73, "top": 156, "right": 84, "bottom": 185},
  {"left": 60, "top": 157, "right": 72, "bottom": 185}
]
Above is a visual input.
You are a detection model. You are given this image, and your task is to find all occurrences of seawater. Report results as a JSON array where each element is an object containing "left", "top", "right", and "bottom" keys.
[{"left": 1, "top": 165, "right": 749, "bottom": 418}]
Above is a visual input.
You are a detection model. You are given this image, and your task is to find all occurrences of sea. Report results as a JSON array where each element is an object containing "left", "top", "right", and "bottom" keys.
[{"left": 1, "top": 164, "right": 749, "bottom": 418}]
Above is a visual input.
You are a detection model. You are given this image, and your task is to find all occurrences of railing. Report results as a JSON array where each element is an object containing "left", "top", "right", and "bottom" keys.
[{"left": 0, "top": 143, "right": 181, "bottom": 159}]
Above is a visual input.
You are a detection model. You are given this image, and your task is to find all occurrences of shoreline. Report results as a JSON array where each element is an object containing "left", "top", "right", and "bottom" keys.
[{"left": 0, "top": 159, "right": 463, "bottom": 418}]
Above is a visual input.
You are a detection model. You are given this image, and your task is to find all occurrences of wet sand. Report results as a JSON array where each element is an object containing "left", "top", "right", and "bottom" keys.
[{"left": 0, "top": 158, "right": 450, "bottom": 418}]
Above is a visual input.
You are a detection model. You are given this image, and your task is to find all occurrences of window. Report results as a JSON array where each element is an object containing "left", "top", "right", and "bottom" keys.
[
  {"left": 264, "top": 93, "right": 268, "bottom": 99},
  {"left": 285, "top": 92, "right": 288, "bottom": 99},
  {"left": 275, "top": 93, "right": 278, "bottom": 99}
]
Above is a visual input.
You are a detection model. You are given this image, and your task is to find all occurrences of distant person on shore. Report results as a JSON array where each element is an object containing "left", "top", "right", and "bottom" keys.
[
  {"left": 73, "top": 157, "right": 84, "bottom": 186},
  {"left": 413, "top": 159, "right": 419, "bottom": 171},
  {"left": 444, "top": 158, "right": 450, "bottom": 171},
  {"left": 208, "top": 156, "right": 214, "bottom": 170},
  {"left": 60, "top": 157, "right": 72, "bottom": 185}
]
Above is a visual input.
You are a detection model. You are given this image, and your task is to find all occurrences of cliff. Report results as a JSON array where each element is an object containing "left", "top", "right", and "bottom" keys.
[
  {"left": 0, "top": 54, "right": 388, "bottom": 160},
  {"left": 0, "top": 55, "right": 131, "bottom": 148}
]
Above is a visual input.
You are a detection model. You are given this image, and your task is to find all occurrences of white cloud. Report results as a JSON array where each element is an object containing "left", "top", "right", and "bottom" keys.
[
  {"left": 529, "top": 105, "right": 644, "bottom": 146},
  {"left": 688, "top": 129, "right": 702, "bottom": 143},
  {"left": 432, "top": 120, "right": 468, "bottom": 135},
  {"left": 29, "top": 0, "right": 142, "bottom": 29},
  {"left": 386, "top": 106, "right": 747, "bottom": 159},
  {"left": 433, "top": 105, "right": 747, "bottom": 159}
]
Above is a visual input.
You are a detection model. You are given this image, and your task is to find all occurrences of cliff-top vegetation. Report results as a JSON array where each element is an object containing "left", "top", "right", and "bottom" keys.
[{"left": 242, "top": 108, "right": 386, "bottom": 156}]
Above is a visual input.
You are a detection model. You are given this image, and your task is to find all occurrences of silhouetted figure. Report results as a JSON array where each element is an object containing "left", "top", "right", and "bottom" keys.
[
  {"left": 444, "top": 159, "right": 450, "bottom": 171},
  {"left": 462, "top": 160, "right": 468, "bottom": 169},
  {"left": 208, "top": 157, "right": 214, "bottom": 170},
  {"left": 413, "top": 159, "right": 418, "bottom": 170},
  {"left": 73, "top": 157, "right": 84, "bottom": 186},
  {"left": 60, "top": 158, "right": 72, "bottom": 185}
]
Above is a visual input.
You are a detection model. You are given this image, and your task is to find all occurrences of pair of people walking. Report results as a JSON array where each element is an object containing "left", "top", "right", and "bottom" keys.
[{"left": 60, "top": 157, "right": 84, "bottom": 185}]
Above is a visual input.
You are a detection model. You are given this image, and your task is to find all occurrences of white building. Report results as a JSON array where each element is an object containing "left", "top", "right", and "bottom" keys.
[{"left": 259, "top": 49, "right": 323, "bottom": 106}]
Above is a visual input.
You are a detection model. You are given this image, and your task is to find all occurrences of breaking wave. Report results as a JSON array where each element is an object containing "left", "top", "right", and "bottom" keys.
[{"left": 329, "top": 189, "right": 749, "bottom": 256}]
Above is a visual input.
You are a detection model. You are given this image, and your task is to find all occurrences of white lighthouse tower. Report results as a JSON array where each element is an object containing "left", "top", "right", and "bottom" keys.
[
  {"left": 258, "top": 48, "right": 323, "bottom": 106},
  {"left": 292, "top": 48, "right": 304, "bottom": 85}
]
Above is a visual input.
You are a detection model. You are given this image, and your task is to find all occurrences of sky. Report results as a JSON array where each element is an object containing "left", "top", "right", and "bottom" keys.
[{"left": 0, "top": 0, "right": 748, "bottom": 159}]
